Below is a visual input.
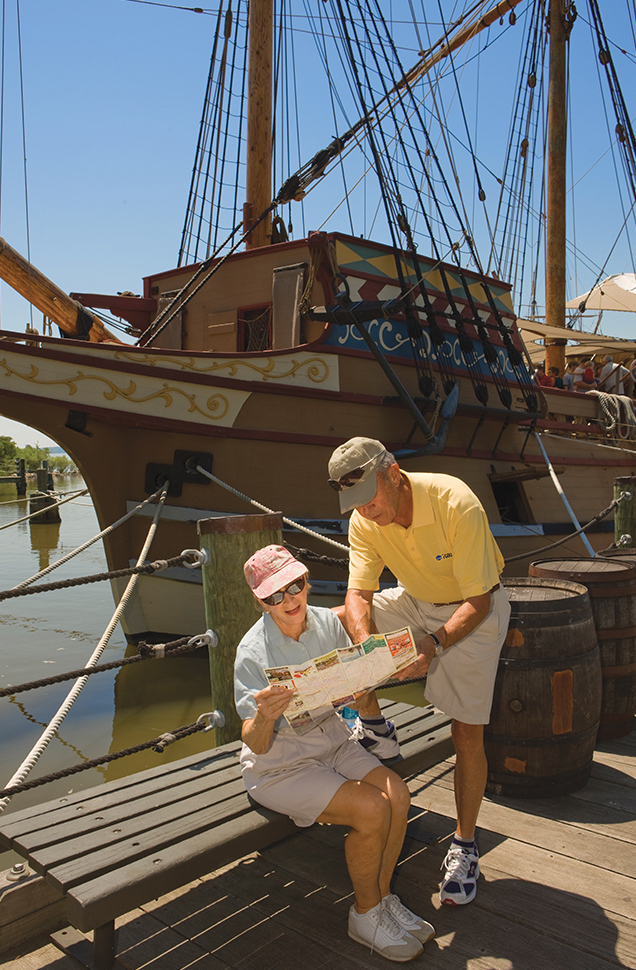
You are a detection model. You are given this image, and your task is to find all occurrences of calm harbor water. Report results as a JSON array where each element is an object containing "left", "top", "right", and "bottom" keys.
[{"left": 0, "top": 476, "right": 214, "bottom": 867}]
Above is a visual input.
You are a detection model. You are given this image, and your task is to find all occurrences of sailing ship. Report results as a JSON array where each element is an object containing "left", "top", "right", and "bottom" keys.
[{"left": 0, "top": 0, "right": 634, "bottom": 639}]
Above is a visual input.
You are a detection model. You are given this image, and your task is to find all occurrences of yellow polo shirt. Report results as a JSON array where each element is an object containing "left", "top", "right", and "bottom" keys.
[{"left": 348, "top": 472, "right": 504, "bottom": 602}]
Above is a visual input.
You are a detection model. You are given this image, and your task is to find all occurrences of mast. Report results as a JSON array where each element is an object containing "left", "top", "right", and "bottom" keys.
[
  {"left": 243, "top": 0, "right": 273, "bottom": 249},
  {"left": 545, "top": 1, "right": 569, "bottom": 375}
]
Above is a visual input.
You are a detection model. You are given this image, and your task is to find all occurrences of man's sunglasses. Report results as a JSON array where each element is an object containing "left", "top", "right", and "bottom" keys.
[
  {"left": 262, "top": 575, "right": 306, "bottom": 606},
  {"left": 327, "top": 453, "right": 382, "bottom": 492}
]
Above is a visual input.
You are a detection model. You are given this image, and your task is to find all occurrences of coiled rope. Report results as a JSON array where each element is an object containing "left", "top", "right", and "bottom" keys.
[
  {"left": 0, "top": 487, "right": 89, "bottom": 530},
  {"left": 590, "top": 391, "right": 636, "bottom": 441},
  {"left": 0, "top": 482, "right": 170, "bottom": 814}
]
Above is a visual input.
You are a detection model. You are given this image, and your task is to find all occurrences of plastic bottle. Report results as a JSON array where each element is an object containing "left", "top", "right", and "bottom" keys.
[{"left": 341, "top": 706, "right": 358, "bottom": 728}]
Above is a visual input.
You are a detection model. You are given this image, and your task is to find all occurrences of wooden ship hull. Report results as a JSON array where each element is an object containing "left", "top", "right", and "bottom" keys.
[{"left": 0, "top": 232, "right": 633, "bottom": 639}]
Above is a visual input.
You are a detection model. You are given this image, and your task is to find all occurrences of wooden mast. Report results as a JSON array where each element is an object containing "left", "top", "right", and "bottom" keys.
[
  {"left": 545, "top": 1, "right": 568, "bottom": 375},
  {"left": 243, "top": 0, "right": 273, "bottom": 249}
]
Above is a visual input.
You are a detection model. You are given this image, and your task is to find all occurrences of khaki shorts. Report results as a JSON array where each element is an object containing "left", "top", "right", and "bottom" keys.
[
  {"left": 372, "top": 585, "right": 511, "bottom": 724},
  {"left": 240, "top": 713, "right": 382, "bottom": 827}
]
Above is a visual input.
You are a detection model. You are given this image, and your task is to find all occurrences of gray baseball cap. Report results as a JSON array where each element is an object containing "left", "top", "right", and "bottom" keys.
[{"left": 328, "top": 437, "right": 387, "bottom": 513}]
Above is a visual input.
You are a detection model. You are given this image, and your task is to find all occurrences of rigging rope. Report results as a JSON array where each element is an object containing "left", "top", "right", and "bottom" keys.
[
  {"left": 196, "top": 464, "right": 349, "bottom": 551},
  {"left": 0, "top": 633, "right": 212, "bottom": 698},
  {"left": 0, "top": 482, "right": 170, "bottom": 814},
  {"left": 0, "top": 712, "right": 224, "bottom": 800},
  {"left": 11, "top": 483, "right": 169, "bottom": 590},
  {"left": 0, "top": 551, "right": 200, "bottom": 601},
  {"left": 0, "top": 487, "right": 89, "bottom": 531}
]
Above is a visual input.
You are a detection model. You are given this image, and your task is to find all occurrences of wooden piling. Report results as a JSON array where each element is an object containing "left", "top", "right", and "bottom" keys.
[
  {"left": 197, "top": 513, "right": 283, "bottom": 744},
  {"left": 613, "top": 475, "right": 636, "bottom": 547}
]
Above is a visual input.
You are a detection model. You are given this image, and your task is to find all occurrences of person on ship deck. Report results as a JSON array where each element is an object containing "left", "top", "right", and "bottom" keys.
[{"left": 233, "top": 544, "right": 433, "bottom": 963}]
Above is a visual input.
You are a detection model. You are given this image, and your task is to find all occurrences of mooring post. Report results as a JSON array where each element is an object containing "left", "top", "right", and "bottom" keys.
[
  {"left": 614, "top": 475, "right": 636, "bottom": 548},
  {"left": 16, "top": 458, "right": 26, "bottom": 496},
  {"left": 197, "top": 512, "right": 283, "bottom": 744}
]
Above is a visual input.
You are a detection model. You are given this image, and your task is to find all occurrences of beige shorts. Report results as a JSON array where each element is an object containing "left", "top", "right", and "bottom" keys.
[
  {"left": 372, "top": 585, "right": 511, "bottom": 724},
  {"left": 240, "top": 713, "right": 382, "bottom": 827}
]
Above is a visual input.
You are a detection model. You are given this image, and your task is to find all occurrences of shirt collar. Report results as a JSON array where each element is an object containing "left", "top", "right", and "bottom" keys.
[
  {"left": 403, "top": 472, "right": 434, "bottom": 529},
  {"left": 263, "top": 606, "right": 313, "bottom": 646}
]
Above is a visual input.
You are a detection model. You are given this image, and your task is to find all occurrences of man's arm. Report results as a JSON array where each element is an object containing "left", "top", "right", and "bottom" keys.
[
  {"left": 343, "top": 587, "right": 376, "bottom": 642},
  {"left": 397, "top": 590, "right": 491, "bottom": 681},
  {"left": 241, "top": 685, "right": 293, "bottom": 754}
]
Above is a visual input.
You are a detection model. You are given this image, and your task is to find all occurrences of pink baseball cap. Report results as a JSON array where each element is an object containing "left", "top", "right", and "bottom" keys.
[{"left": 244, "top": 544, "right": 307, "bottom": 599}]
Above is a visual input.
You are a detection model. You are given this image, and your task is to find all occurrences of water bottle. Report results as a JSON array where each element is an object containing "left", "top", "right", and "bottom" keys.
[{"left": 341, "top": 706, "right": 358, "bottom": 728}]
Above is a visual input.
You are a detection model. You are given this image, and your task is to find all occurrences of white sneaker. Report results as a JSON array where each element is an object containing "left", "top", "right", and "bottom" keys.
[
  {"left": 348, "top": 901, "right": 423, "bottom": 962},
  {"left": 440, "top": 841, "right": 480, "bottom": 905},
  {"left": 383, "top": 893, "right": 435, "bottom": 943},
  {"left": 350, "top": 717, "right": 401, "bottom": 760}
]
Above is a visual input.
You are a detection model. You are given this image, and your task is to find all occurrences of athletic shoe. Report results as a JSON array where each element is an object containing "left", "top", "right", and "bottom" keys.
[
  {"left": 383, "top": 893, "right": 435, "bottom": 943},
  {"left": 348, "top": 901, "right": 423, "bottom": 962},
  {"left": 350, "top": 717, "right": 401, "bottom": 760},
  {"left": 439, "top": 841, "right": 480, "bottom": 905}
]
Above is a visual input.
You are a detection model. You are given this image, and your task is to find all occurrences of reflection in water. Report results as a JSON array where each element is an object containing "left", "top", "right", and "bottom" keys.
[
  {"left": 0, "top": 475, "right": 215, "bottom": 858},
  {"left": 30, "top": 522, "right": 61, "bottom": 572}
]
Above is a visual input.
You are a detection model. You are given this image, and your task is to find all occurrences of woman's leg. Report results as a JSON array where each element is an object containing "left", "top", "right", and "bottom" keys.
[{"left": 316, "top": 766, "right": 410, "bottom": 912}]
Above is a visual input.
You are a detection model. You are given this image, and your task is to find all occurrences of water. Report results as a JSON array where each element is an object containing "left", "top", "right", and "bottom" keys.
[{"left": 0, "top": 476, "right": 214, "bottom": 867}]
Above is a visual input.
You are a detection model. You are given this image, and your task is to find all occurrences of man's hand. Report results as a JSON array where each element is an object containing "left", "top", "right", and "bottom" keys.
[
  {"left": 254, "top": 684, "right": 294, "bottom": 721},
  {"left": 396, "top": 635, "right": 436, "bottom": 681}
]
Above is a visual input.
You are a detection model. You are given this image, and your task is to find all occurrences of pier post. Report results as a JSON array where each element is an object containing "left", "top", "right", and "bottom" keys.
[
  {"left": 16, "top": 458, "right": 26, "bottom": 496},
  {"left": 614, "top": 475, "right": 636, "bottom": 548},
  {"left": 197, "top": 512, "right": 282, "bottom": 744}
]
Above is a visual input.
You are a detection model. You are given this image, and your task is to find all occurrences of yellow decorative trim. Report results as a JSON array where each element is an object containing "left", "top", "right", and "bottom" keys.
[
  {"left": 112, "top": 352, "right": 331, "bottom": 384},
  {"left": 0, "top": 358, "right": 230, "bottom": 421}
]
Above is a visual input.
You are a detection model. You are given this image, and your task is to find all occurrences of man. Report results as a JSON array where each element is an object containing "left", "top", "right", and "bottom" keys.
[{"left": 328, "top": 437, "right": 511, "bottom": 906}]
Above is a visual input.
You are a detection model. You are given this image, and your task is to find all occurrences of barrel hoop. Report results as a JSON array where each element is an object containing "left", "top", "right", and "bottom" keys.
[
  {"left": 529, "top": 561, "right": 636, "bottom": 583},
  {"left": 601, "top": 661, "right": 636, "bottom": 677},
  {"left": 588, "top": 584, "right": 636, "bottom": 598},
  {"left": 596, "top": 627, "right": 636, "bottom": 640},
  {"left": 483, "top": 723, "right": 599, "bottom": 747},
  {"left": 498, "top": 644, "right": 599, "bottom": 671}
]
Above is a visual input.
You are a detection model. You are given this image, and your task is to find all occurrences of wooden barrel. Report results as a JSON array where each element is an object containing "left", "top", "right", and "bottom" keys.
[
  {"left": 485, "top": 578, "right": 601, "bottom": 798},
  {"left": 529, "top": 558, "right": 636, "bottom": 741}
]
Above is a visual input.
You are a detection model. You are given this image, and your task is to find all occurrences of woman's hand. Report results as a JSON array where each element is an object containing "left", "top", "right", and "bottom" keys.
[{"left": 254, "top": 684, "right": 294, "bottom": 720}]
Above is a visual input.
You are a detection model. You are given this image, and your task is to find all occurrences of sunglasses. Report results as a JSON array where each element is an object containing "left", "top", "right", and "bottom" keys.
[
  {"left": 327, "top": 452, "right": 383, "bottom": 492},
  {"left": 262, "top": 575, "right": 306, "bottom": 606}
]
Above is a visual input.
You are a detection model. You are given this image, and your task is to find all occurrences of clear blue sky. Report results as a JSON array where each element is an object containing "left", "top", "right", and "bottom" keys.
[{"left": 0, "top": 0, "right": 634, "bottom": 447}]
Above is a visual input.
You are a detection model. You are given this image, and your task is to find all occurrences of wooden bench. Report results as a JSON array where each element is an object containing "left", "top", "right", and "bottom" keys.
[{"left": 0, "top": 701, "right": 452, "bottom": 969}]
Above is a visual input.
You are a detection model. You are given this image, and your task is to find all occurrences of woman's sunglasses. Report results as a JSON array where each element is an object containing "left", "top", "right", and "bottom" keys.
[{"left": 262, "top": 575, "right": 306, "bottom": 606}]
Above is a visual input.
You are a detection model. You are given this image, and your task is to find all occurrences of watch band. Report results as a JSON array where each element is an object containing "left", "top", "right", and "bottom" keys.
[{"left": 429, "top": 632, "right": 444, "bottom": 658}]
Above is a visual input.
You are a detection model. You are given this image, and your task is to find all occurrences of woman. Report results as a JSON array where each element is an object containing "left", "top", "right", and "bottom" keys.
[{"left": 234, "top": 544, "right": 433, "bottom": 963}]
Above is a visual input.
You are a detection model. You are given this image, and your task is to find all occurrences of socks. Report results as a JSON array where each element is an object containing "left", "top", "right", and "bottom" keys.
[
  {"left": 452, "top": 835, "right": 476, "bottom": 850},
  {"left": 360, "top": 715, "right": 391, "bottom": 737}
]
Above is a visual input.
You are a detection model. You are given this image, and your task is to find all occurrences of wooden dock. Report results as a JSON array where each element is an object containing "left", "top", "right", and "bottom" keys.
[{"left": 3, "top": 727, "right": 635, "bottom": 970}]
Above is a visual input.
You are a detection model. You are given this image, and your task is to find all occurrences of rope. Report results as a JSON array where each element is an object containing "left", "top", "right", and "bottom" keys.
[
  {"left": 0, "top": 552, "right": 200, "bottom": 601},
  {"left": 502, "top": 494, "right": 624, "bottom": 564},
  {"left": 0, "top": 636, "right": 208, "bottom": 698},
  {"left": 196, "top": 465, "right": 349, "bottom": 552},
  {"left": 589, "top": 391, "right": 636, "bottom": 441},
  {"left": 0, "top": 718, "right": 211, "bottom": 799},
  {"left": 0, "top": 487, "right": 89, "bottom": 531},
  {"left": 285, "top": 541, "right": 349, "bottom": 570},
  {"left": 0, "top": 483, "right": 170, "bottom": 814},
  {"left": 12, "top": 483, "right": 169, "bottom": 590}
]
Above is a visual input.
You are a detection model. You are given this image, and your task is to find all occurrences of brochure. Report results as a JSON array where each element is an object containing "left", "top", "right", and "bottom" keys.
[{"left": 264, "top": 626, "right": 417, "bottom": 730}]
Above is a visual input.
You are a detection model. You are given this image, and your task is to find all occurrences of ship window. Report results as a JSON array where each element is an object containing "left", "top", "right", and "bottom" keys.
[
  {"left": 490, "top": 480, "right": 533, "bottom": 524},
  {"left": 238, "top": 304, "right": 272, "bottom": 352}
]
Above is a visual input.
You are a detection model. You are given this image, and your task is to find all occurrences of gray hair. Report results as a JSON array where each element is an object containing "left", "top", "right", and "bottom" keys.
[{"left": 378, "top": 449, "right": 397, "bottom": 475}]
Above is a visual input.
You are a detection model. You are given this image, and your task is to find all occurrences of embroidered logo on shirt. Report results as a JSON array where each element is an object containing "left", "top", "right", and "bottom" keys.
[{"left": 435, "top": 553, "right": 453, "bottom": 561}]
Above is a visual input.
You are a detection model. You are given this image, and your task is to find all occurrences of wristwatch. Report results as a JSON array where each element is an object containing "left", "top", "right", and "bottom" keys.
[{"left": 429, "top": 633, "right": 444, "bottom": 658}]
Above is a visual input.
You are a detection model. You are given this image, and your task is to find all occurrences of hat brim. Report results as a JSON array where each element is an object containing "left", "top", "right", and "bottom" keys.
[
  {"left": 252, "top": 558, "right": 307, "bottom": 599},
  {"left": 338, "top": 470, "right": 379, "bottom": 513}
]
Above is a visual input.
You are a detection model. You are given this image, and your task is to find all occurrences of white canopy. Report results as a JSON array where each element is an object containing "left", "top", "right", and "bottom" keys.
[
  {"left": 566, "top": 274, "right": 636, "bottom": 313},
  {"left": 516, "top": 317, "right": 636, "bottom": 364}
]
